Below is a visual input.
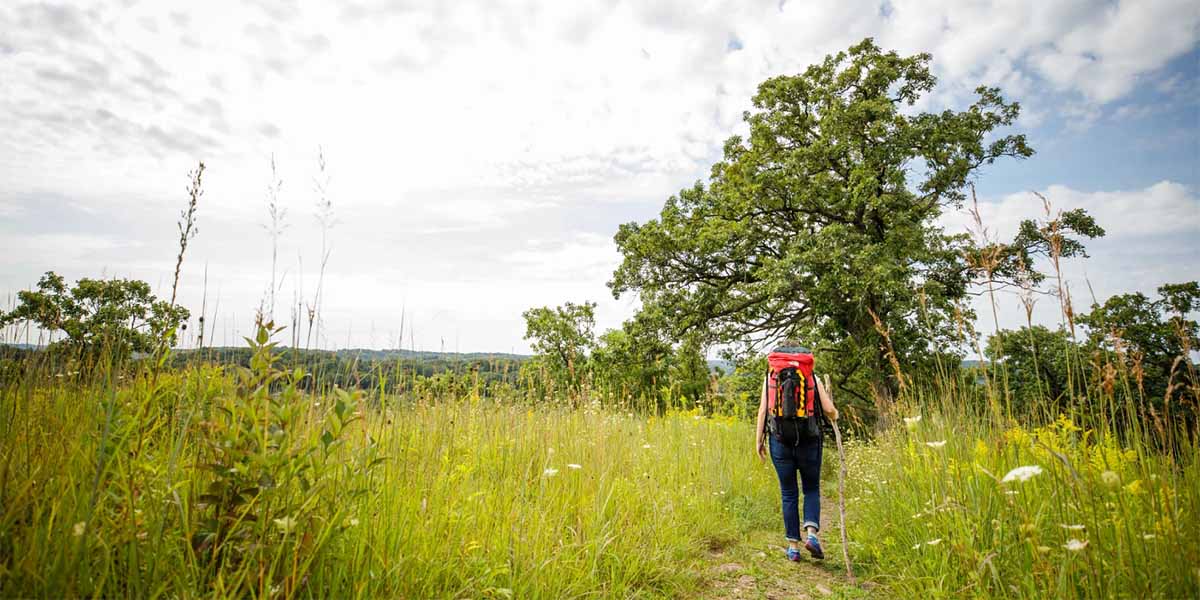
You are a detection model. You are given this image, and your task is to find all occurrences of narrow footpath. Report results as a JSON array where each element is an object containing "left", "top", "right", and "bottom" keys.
[{"left": 698, "top": 496, "right": 879, "bottom": 599}]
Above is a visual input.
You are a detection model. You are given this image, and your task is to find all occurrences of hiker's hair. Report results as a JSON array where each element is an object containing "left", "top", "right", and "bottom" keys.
[{"left": 780, "top": 338, "right": 803, "bottom": 348}]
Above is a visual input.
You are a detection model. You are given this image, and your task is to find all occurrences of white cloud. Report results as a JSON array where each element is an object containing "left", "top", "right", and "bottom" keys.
[
  {"left": 0, "top": 233, "right": 137, "bottom": 268},
  {"left": 504, "top": 233, "right": 621, "bottom": 282},
  {"left": 0, "top": 200, "right": 23, "bottom": 218},
  {"left": 0, "top": 0, "right": 1196, "bottom": 351},
  {"left": 943, "top": 181, "right": 1200, "bottom": 240},
  {"left": 876, "top": 0, "right": 1199, "bottom": 105}
]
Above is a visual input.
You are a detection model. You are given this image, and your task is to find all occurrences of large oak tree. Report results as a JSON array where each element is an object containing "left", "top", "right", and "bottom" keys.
[{"left": 609, "top": 39, "right": 1092, "bottom": 409}]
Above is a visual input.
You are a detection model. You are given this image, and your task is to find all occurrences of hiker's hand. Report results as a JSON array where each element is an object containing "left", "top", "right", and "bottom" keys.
[
  {"left": 827, "top": 408, "right": 839, "bottom": 421},
  {"left": 756, "top": 439, "right": 767, "bottom": 462}
]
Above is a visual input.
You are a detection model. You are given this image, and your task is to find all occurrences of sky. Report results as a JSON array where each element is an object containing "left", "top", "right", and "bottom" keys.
[{"left": 1, "top": 0, "right": 1198, "bottom": 354}]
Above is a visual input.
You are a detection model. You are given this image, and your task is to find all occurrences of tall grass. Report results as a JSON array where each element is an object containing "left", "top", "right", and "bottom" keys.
[
  {"left": 0, "top": 325, "right": 777, "bottom": 598},
  {"left": 3, "top": 327, "right": 1196, "bottom": 597},
  {"left": 837, "top": 196, "right": 1200, "bottom": 598},
  {"left": 841, "top": 386, "right": 1198, "bottom": 598}
]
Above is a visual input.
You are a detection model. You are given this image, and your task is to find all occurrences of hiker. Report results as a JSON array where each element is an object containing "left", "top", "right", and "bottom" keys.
[{"left": 755, "top": 341, "right": 839, "bottom": 562}]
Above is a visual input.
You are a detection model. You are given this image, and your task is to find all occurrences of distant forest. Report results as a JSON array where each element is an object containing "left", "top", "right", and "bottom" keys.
[
  {"left": 0, "top": 343, "right": 527, "bottom": 398},
  {"left": 174, "top": 346, "right": 530, "bottom": 397}
]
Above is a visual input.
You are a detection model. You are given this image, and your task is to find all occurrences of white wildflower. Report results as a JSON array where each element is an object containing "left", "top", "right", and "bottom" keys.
[
  {"left": 543, "top": 468, "right": 559, "bottom": 477},
  {"left": 1143, "top": 534, "right": 1156, "bottom": 540},
  {"left": 903, "top": 415, "right": 922, "bottom": 428},
  {"left": 1064, "top": 539, "right": 1088, "bottom": 552},
  {"left": 567, "top": 464, "right": 582, "bottom": 470},
  {"left": 925, "top": 440, "right": 947, "bottom": 449},
  {"left": 1005, "top": 490, "right": 1019, "bottom": 496},
  {"left": 912, "top": 542, "right": 921, "bottom": 550},
  {"left": 643, "top": 444, "right": 652, "bottom": 449},
  {"left": 273, "top": 516, "right": 297, "bottom": 534},
  {"left": 349, "top": 518, "right": 360, "bottom": 527},
  {"left": 73, "top": 521, "right": 86, "bottom": 537},
  {"left": 1059, "top": 524, "right": 1085, "bottom": 531},
  {"left": 1101, "top": 471, "right": 1120, "bottom": 487},
  {"left": 926, "top": 538, "right": 942, "bottom": 546},
  {"left": 1001, "top": 465, "right": 1043, "bottom": 483}
]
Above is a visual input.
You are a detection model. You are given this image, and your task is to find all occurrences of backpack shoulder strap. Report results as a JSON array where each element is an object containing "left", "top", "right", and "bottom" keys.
[{"left": 812, "top": 375, "right": 825, "bottom": 420}]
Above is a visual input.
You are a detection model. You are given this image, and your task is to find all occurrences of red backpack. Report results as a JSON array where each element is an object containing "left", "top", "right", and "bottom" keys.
[{"left": 766, "top": 349, "right": 822, "bottom": 443}]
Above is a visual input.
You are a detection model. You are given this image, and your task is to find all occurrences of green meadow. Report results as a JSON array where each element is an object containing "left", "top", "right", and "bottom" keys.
[{"left": 1, "top": 322, "right": 1196, "bottom": 598}]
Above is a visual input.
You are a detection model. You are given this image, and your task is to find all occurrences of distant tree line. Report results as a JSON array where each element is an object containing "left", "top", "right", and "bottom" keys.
[{"left": 169, "top": 346, "right": 528, "bottom": 402}]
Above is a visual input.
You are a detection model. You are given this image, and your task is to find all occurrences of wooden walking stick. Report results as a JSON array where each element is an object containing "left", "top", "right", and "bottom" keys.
[{"left": 824, "top": 375, "right": 855, "bottom": 583}]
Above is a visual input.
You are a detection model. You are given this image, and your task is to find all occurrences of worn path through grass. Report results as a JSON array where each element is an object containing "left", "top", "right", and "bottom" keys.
[{"left": 697, "top": 496, "right": 876, "bottom": 599}]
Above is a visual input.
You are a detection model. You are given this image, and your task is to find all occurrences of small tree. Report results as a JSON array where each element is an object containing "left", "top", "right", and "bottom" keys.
[
  {"left": 590, "top": 312, "right": 673, "bottom": 409},
  {"left": 522, "top": 301, "right": 596, "bottom": 395},
  {"left": 0, "top": 271, "right": 189, "bottom": 363},
  {"left": 986, "top": 325, "right": 1078, "bottom": 411},
  {"left": 1079, "top": 282, "right": 1199, "bottom": 422},
  {"left": 670, "top": 334, "right": 711, "bottom": 409}
]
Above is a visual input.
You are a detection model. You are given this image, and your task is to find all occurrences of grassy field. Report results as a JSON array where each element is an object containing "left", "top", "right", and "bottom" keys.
[
  {"left": 0, "top": 328, "right": 787, "bottom": 598},
  {"left": 0, "top": 326, "right": 1196, "bottom": 598},
  {"left": 841, "top": 397, "right": 1199, "bottom": 598}
]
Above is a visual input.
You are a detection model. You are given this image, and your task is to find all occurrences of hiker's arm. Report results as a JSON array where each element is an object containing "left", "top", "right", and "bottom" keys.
[{"left": 817, "top": 376, "right": 839, "bottom": 421}]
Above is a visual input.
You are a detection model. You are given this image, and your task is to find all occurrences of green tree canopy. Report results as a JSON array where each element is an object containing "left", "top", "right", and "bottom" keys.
[
  {"left": 590, "top": 313, "right": 672, "bottom": 407},
  {"left": 669, "top": 333, "right": 711, "bottom": 408},
  {"left": 1079, "top": 282, "right": 1199, "bottom": 416},
  {"left": 609, "top": 38, "right": 1097, "bottom": 409},
  {"left": 0, "top": 271, "right": 189, "bottom": 361},
  {"left": 522, "top": 301, "right": 596, "bottom": 392},
  {"left": 986, "top": 325, "right": 1077, "bottom": 411}
]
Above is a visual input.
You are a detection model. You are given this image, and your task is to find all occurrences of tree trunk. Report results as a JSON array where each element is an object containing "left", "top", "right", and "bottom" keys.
[
  {"left": 865, "top": 325, "right": 899, "bottom": 431},
  {"left": 870, "top": 379, "right": 893, "bottom": 431}
]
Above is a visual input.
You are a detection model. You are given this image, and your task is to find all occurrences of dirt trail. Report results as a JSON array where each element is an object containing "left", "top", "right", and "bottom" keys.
[{"left": 697, "top": 496, "right": 877, "bottom": 599}]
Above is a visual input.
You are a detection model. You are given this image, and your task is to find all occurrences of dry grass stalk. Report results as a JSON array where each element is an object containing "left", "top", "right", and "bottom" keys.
[
  {"left": 307, "top": 147, "right": 335, "bottom": 350},
  {"left": 866, "top": 305, "right": 907, "bottom": 395},
  {"left": 263, "top": 154, "right": 287, "bottom": 321},
  {"left": 1033, "top": 191, "right": 1078, "bottom": 338},
  {"left": 170, "top": 162, "right": 204, "bottom": 308},
  {"left": 965, "top": 183, "right": 1005, "bottom": 333}
]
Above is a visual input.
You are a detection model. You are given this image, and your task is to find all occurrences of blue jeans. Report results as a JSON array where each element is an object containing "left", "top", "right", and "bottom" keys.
[{"left": 769, "top": 434, "right": 822, "bottom": 541}]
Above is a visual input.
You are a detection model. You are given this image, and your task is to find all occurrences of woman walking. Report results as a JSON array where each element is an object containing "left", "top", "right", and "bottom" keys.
[{"left": 754, "top": 341, "right": 839, "bottom": 562}]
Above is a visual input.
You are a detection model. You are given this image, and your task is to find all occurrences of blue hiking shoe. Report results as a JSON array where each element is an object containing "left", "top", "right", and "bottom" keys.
[
  {"left": 804, "top": 534, "right": 825, "bottom": 560},
  {"left": 785, "top": 547, "right": 803, "bottom": 562}
]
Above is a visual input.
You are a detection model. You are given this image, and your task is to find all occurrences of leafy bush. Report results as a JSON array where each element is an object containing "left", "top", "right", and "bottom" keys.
[{"left": 0, "top": 271, "right": 188, "bottom": 363}]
